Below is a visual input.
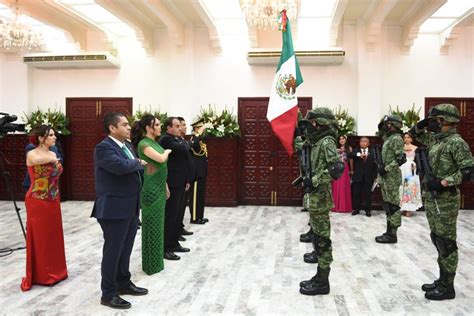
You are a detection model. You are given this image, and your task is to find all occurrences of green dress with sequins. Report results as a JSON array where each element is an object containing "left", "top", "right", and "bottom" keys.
[{"left": 138, "top": 137, "right": 168, "bottom": 275}]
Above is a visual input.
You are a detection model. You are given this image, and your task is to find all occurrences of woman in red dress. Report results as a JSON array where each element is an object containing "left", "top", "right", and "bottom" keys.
[
  {"left": 331, "top": 135, "right": 353, "bottom": 213},
  {"left": 21, "top": 125, "right": 68, "bottom": 291}
]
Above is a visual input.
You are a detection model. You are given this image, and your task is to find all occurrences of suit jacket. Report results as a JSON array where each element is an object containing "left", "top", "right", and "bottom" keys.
[
  {"left": 159, "top": 133, "right": 191, "bottom": 188},
  {"left": 347, "top": 147, "right": 377, "bottom": 183},
  {"left": 91, "top": 137, "right": 143, "bottom": 219},
  {"left": 190, "top": 135, "right": 208, "bottom": 179}
]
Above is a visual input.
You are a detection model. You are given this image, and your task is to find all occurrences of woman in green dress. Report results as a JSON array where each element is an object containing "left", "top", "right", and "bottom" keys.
[{"left": 131, "top": 114, "right": 171, "bottom": 275}]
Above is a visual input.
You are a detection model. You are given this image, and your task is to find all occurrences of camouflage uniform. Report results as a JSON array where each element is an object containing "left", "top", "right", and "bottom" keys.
[
  {"left": 411, "top": 103, "right": 474, "bottom": 300},
  {"left": 299, "top": 107, "right": 342, "bottom": 296},
  {"left": 375, "top": 115, "right": 405, "bottom": 243}
]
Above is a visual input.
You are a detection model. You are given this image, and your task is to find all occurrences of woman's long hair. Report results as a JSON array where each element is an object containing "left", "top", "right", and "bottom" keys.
[
  {"left": 29, "top": 125, "right": 52, "bottom": 146},
  {"left": 131, "top": 114, "right": 156, "bottom": 150},
  {"left": 339, "top": 135, "right": 351, "bottom": 153}
]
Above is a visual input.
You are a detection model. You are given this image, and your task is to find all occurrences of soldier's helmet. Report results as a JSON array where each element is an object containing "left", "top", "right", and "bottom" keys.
[
  {"left": 428, "top": 103, "right": 460, "bottom": 123},
  {"left": 381, "top": 114, "right": 403, "bottom": 129},
  {"left": 306, "top": 107, "right": 336, "bottom": 126}
]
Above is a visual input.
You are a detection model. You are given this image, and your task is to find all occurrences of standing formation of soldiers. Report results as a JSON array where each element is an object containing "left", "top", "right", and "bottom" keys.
[{"left": 295, "top": 103, "right": 473, "bottom": 300}]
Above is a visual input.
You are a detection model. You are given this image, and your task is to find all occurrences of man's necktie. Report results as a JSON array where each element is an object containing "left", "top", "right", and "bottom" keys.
[{"left": 122, "top": 145, "right": 134, "bottom": 159}]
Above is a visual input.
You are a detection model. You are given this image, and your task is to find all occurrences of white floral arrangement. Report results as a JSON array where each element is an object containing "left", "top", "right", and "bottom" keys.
[
  {"left": 333, "top": 106, "right": 356, "bottom": 137},
  {"left": 389, "top": 104, "right": 421, "bottom": 133},
  {"left": 194, "top": 105, "right": 241, "bottom": 138}
]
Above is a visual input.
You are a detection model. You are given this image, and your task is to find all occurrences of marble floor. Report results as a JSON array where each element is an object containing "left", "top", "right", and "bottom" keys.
[{"left": 0, "top": 201, "right": 473, "bottom": 315}]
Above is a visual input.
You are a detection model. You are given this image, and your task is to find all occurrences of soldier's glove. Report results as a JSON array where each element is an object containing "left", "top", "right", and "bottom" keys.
[
  {"left": 416, "top": 118, "right": 429, "bottom": 130},
  {"left": 377, "top": 165, "right": 387, "bottom": 176},
  {"left": 303, "top": 177, "right": 314, "bottom": 190},
  {"left": 427, "top": 179, "right": 444, "bottom": 192}
]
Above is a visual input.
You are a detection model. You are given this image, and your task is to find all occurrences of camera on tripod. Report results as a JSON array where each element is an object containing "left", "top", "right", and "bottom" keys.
[{"left": 0, "top": 112, "right": 26, "bottom": 137}]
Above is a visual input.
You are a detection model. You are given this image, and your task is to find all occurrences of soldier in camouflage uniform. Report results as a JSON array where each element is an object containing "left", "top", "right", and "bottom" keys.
[
  {"left": 410, "top": 103, "right": 474, "bottom": 300},
  {"left": 294, "top": 112, "right": 318, "bottom": 263},
  {"left": 375, "top": 115, "right": 405, "bottom": 244},
  {"left": 299, "top": 107, "right": 344, "bottom": 296}
]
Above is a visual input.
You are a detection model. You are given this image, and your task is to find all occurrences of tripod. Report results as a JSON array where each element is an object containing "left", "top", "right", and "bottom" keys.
[{"left": 0, "top": 150, "right": 26, "bottom": 256}]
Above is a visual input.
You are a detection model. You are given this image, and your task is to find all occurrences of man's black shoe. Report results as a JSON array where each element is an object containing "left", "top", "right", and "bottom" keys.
[
  {"left": 182, "top": 229, "right": 194, "bottom": 236},
  {"left": 100, "top": 296, "right": 131, "bottom": 309},
  {"left": 202, "top": 218, "right": 209, "bottom": 223},
  {"left": 118, "top": 282, "right": 148, "bottom": 296},
  {"left": 190, "top": 219, "right": 206, "bottom": 224},
  {"left": 365, "top": 210, "right": 372, "bottom": 217},
  {"left": 178, "top": 236, "right": 186, "bottom": 241},
  {"left": 173, "top": 245, "right": 190, "bottom": 252},
  {"left": 164, "top": 252, "right": 180, "bottom": 260},
  {"left": 351, "top": 210, "right": 360, "bottom": 216}
]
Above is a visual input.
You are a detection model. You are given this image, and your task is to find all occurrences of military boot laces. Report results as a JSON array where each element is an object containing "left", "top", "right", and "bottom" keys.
[
  {"left": 299, "top": 275, "right": 317, "bottom": 288},
  {"left": 425, "top": 272, "right": 456, "bottom": 300},
  {"left": 300, "top": 227, "right": 313, "bottom": 243},
  {"left": 299, "top": 267, "right": 330, "bottom": 296},
  {"left": 422, "top": 267, "right": 443, "bottom": 292},
  {"left": 303, "top": 250, "right": 318, "bottom": 263}
]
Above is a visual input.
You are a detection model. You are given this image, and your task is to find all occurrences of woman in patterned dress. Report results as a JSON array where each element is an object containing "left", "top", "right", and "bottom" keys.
[
  {"left": 400, "top": 133, "right": 422, "bottom": 216},
  {"left": 21, "top": 125, "right": 68, "bottom": 291},
  {"left": 131, "top": 115, "right": 171, "bottom": 275}
]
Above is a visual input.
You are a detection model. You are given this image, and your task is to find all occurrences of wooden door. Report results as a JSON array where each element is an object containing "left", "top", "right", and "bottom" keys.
[
  {"left": 425, "top": 97, "right": 474, "bottom": 209},
  {"left": 238, "top": 97, "right": 311, "bottom": 205},
  {"left": 65, "top": 98, "right": 132, "bottom": 200}
]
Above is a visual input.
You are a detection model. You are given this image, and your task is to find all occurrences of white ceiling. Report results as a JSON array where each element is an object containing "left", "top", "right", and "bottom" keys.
[{"left": 0, "top": 0, "right": 472, "bottom": 54}]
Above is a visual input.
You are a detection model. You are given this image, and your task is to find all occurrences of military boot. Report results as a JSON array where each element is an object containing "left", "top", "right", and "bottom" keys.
[
  {"left": 303, "top": 251, "right": 318, "bottom": 263},
  {"left": 299, "top": 267, "right": 330, "bottom": 296},
  {"left": 300, "top": 227, "right": 313, "bottom": 243},
  {"left": 375, "top": 224, "right": 397, "bottom": 244},
  {"left": 304, "top": 235, "right": 318, "bottom": 263},
  {"left": 422, "top": 267, "right": 443, "bottom": 292},
  {"left": 425, "top": 271, "right": 455, "bottom": 300}
]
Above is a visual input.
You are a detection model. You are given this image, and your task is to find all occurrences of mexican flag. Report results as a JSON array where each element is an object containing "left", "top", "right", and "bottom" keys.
[{"left": 266, "top": 10, "right": 303, "bottom": 156}]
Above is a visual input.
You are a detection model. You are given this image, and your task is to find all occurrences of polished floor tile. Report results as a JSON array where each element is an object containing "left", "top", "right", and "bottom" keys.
[{"left": 0, "top": 201, "right": 473, "bottom": 315}]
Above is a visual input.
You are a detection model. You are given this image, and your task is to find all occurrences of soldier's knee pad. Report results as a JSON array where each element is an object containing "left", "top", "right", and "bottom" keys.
[
  {"left": 314, "top": 235, "right": 332, "bottom": 256},
  {"left": 435, "top": 236, "right": 458, "bottom": 258}
]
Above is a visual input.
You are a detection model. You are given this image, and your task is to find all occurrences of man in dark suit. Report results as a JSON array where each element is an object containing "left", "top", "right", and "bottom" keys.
[
  {"left": 176, "top": 117, "right": 194, "bottom": 238},
  {"left": 159, "top": 117, "right": 191, "bottom": 260},
  {"left": 91, "top": 112, "right": 148, "bottom": 310},
  {"left": 347, "top": 137, "right": 377, "bottom": 217},
  {"left": 189, "top": 119, "right": 209, "bottom": 224}
]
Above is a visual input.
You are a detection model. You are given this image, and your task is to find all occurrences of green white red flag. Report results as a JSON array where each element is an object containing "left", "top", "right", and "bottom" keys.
[{"left": 266, "top": 9, "right": 303, "bottom": 156}]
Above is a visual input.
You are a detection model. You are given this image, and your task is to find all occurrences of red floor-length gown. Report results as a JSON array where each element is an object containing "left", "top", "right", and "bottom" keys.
[
  {"left": 21, "top": 162, "right": 68, "bottom": 291},
  {"left": 331, "top": 152, "right": 352, "bottom": 213}
]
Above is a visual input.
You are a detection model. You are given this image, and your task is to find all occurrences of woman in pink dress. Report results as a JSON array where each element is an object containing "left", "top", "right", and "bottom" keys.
[{"left": 331, "top": 135, "right": 353, "bottom": 213}]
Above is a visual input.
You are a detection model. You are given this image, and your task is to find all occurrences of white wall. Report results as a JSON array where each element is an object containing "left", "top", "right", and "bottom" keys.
[{"left": 1, "top": 24, "right": 473, "bottom": 135}]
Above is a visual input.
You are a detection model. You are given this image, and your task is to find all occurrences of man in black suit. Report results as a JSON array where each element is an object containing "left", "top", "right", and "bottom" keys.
[
  {"left": 176, "top": 117, "right": 194, "bottom": 238},
  {"left": 347, "top": 137, "right": 377, "bottom": 217},
  {"left": 159, "top": 117, "right": 191, "bottom": 260},
  {"left": 189, "top": 119, "right": 209, "bottom": 224},
  {"left": 91, "top": 112, "right": 148, "bottom": 309}
]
